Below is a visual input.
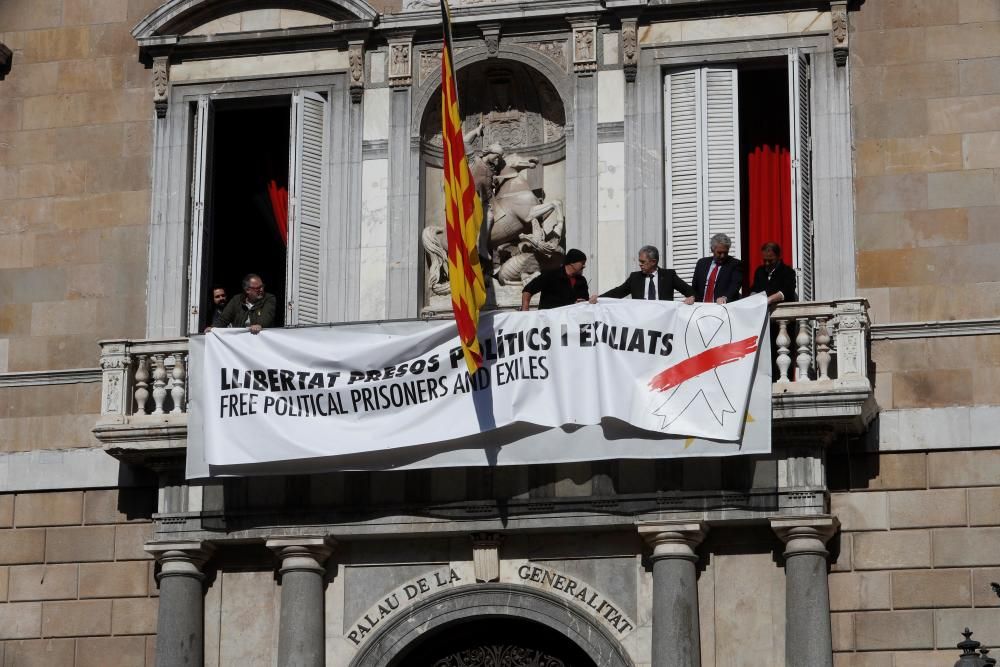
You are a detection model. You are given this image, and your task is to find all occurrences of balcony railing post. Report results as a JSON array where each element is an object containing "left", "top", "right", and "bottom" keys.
[
  {"left": 170, "top": 353, "right": 187, "bottom": 414},
  {"left": 815, "top": 318, "right": 831, "bottom": 381},
  {"left": 775, "top": 318, "right": 792, "bottom": 383},
  {"left": 832, "top": 301, "right": 868, "bottom": 382},
  {"left": 795, "top": 317, "right": 812, "bottom": 382},
  {"left": 134, "top": 354, "right": 151, "bottom": 415},
  {"left": 98, "top": 340, "right": 131, "bottom": 418}
]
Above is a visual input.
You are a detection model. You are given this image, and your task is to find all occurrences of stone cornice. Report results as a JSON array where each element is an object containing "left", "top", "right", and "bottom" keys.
[
  {"left": 0, "top": 368, "right": 101, "bottom": 388},
  {"left": 871, "top": 318, "right": 1000, "bottom": 340}
]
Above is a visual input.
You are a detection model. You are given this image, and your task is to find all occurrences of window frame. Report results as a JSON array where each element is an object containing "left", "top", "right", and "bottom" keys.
[
  {"left": 147, "top": 73, "right": 350, "bottom": 338},
  {"left": 630, "top": 34, "right": 856, "bottom": 302}
]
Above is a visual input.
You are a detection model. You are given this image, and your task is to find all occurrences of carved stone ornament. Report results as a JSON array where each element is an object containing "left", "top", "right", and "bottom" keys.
[
  {"left": 471, "top": 533, "right": 502, "bottom": 582},
  {"left": 152, "top": 57, "right": 169, "bottom": 119},
  {"left": 388, "top": 42, "right": 412, "bottom": 87},
  {"left": 621, "top": 20, "right": 638, "bottom": 83},
  {"left": 348, "top": 42, "right": 364, "bottom": 103},
  {"left": 831, "top": 1, "right": 848, "bottom": 67},
  {"left": 481, "top": 24, "right": 501, "bottom": 58},
  {"left": 523, "top": 40, "right": 568, "bottom": 72},
  {"left": 572, "top": 27, "right": 597, "bottom": 73}
]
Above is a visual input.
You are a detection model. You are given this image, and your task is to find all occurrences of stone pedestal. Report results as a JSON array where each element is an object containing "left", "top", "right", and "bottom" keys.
[
  {"left": 267, "top": 537, "right": 335, "bottom": 667},
  {"left": 147, "top": 541, "right": 214, "bottom": 667},
  {"left": 771, "top": 516, "right": 839, "bottom": 667},
  {"left": 639, "top": 522, "right": 708, "bottom": 667}
]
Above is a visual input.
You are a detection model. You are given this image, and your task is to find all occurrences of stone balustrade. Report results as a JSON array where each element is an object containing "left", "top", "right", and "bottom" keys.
[
  {"left": 93, "top": 337, "right": 190, "bottom": 460},
  {"left": 94, "top": 299, "right": 875, "bottom": 459}
]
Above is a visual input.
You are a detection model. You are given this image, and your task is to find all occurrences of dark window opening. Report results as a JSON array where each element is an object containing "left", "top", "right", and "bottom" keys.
[
  {"left": 738, "top": 63, "right": 790, "bottom": 288},
  {"left": 201, "top": 100, "right": 291, "bottom": 330}
]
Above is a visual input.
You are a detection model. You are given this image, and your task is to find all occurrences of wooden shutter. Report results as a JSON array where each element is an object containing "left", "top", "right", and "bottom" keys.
[
  {"left": 286, "top": 90, "right": 328, "bottom": 325},
  {"left": 789, "top": 50, "right": 814, "bottom": 301},
  {"left": 664, "top": 69, "right": 702, "bottom": 295},
  {"left": 702, "top": 68, "right": 740, "bottom": 249},
  {"left": 187, "top": 96, "right": 214, "bottom": 334},
  {"left": 664, "top": 67, "right": 740, "bottom": 297}
]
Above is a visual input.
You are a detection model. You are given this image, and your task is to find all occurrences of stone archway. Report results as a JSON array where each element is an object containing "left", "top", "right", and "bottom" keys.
[{"left": 348, "top": 584, "right": 635, "bottom": 667}]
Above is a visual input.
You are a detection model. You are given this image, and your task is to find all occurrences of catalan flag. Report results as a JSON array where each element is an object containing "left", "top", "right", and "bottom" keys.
[{"left": 440, "top": 0, "right": 487, "bottom": 375}]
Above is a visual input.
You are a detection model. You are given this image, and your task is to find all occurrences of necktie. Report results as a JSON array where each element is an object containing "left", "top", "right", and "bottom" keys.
[
  {"left": 646, "top": 274, "right": 656, "bottom": 300},
  {"left": 704, "top": 263, "right": 720, "bottom": 302}
]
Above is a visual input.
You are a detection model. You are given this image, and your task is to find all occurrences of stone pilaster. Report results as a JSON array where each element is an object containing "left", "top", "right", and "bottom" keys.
[
  {"left": 268, "top": 537, "right": 335, "bottom": 667},
  {"left": 638, "top": 522, "right": 708, "bottom": 667},
  {"left": 147, "top": 541, "right": 215, "bottom": 667},
  {"left": 771, "top": 516, "right": 839, "bottom": 667}
]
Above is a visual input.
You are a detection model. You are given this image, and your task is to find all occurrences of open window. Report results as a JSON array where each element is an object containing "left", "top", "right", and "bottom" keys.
[
  {"left": 663, "top": 49, "right": 814, "bottom": 300},
  {"left": 187, "top": 90, "right": 329, "bottom": 333}
]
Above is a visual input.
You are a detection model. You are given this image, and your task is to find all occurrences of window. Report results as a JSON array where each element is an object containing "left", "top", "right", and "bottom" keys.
[
  {"left": 663, "top": 49, "right": 813, "bottom": 299},
  {"left": 187, "top": 90, "right": 329, "bottom": 333}
]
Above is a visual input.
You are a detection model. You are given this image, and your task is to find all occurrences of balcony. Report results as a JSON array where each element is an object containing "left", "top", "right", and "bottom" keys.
[{"left": 94, "top": 299, "right": 877, "bottom": 466}]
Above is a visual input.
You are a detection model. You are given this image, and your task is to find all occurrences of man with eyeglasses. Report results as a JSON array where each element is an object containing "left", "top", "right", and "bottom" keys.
[
  {"left": 598, "top": 245, "right": 695, "bottom": 304},
  {"left": 206, "top": 273, "right": 276, "bottom": 334}
]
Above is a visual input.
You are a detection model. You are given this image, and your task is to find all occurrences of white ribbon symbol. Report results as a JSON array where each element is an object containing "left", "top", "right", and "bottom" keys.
[{"left": 651, "top": 304, "right": 737, "bottom": 430}]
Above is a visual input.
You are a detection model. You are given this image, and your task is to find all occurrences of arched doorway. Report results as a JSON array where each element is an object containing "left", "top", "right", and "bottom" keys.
[
  {"left": 418, "top": 58, "right": 568, "bottom": 313},
  {"left": 391, "top": 617, "right": 597, "bottom": 666},
  {"left": 349, "top": 584, "right": 634, "bottom": 667}
]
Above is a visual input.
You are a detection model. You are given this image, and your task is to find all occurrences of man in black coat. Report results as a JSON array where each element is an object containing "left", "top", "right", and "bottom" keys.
[
  {"left": 692, "top": 233, "right": 743, "bottom": 304},
  {"left": 748, "top": 241, "right": 797, "bottom": 305},
  {"left": 521, "top": 249, "right": 591, "bottom": 310},
  {"left": 600, "top": 245, "right": 695, "bottom": 304}
]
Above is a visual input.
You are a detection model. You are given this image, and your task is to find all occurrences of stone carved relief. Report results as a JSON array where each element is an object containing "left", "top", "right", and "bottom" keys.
[
  {"left": 349, "top": 43, "right": 364, "bottom": 103},
  {"left": 432, "top": 646, "right": 566, "bottom": 667},
  {"left": 389, "top": 42, "right": 412, "bottom": 87},
  {"left": 523, "top": 40, "right": 568, "bottom": 72},
  {"left": 404, "top": 0, "right": 519, "bottom": 9},
  {"left": 572, "top": 27, "right": 597, "bottom": 73},
  {"left": 621, "top": 21, "right": 638, "bottom": 82},
  {"left": 104, "top": 375, "right": 122, "bottom": 414},
  {"left": 419, "top": 49, "right": 441, "bottom": 84},
  {"left": 152, "top": 57, "right": 169, "bottom": 119},
  {"left": 831, "top": 1, "right": 849, "bottom": 66}
]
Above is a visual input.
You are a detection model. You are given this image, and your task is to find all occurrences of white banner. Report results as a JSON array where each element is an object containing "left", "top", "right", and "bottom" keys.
[{"left": 189, "top": 294, "right": 772, "bottom": 475}]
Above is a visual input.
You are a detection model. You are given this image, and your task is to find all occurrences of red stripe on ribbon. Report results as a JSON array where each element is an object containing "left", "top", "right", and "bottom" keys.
[{"left": 648, "top": 336, "right": 759, "bottom": 393}]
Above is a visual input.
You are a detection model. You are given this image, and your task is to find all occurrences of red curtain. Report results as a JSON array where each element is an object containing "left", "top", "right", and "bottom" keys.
[
  {"left": 746, "top": 144, "right": 792, "bottom": 286},
  {"left": 267, "top": 180, "right": 288, "bottom": 246}
]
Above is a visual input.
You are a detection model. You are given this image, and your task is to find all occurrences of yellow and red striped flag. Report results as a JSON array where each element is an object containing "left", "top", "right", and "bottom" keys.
[{"left": 440, "top": 0, "right": 487, "bottom": 375}]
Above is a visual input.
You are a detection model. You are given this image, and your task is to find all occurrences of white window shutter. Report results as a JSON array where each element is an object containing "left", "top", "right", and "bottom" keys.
[
  {"left": 664, "top": 69, "right": 702, "bottom": 295},
  {"left": 287, "top": 90, "right": 328, "bottom": 325},
  {"left": 664, "top": 67, "right": 740, "bottom": 297},
  {"left": 188, "top": 96, "right": 214, "bottom": 334},
  {"left": 702, "top": 68, "right": 740, "bottom": 252},
  {"left": 789, "top": 50, "right": 814, "bottom": 301}
]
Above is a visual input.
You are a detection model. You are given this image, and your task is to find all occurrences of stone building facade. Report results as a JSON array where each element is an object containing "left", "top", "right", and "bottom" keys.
[{"left": 0, "top": 0, "right": 997, "bottom": 665}]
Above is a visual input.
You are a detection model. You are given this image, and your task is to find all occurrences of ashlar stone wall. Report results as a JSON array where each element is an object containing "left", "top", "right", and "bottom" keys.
[
  {"left": 829, "top": 449, "right": 1000, "bottom": 666},
  {"left": 0, "top": 487, "right": 157, "bottom": 665}
]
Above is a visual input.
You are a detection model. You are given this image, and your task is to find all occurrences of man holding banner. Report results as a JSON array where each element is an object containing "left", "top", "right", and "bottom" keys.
[{"left": 520, "top": 249, "right": 592, "bottom": 310}]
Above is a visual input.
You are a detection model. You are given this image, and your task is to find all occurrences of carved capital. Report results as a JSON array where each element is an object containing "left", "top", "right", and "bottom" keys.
[
  {"left": 480, "top": 23, "right": 501, "bottom": 58},
  {"left": 147, "top": 541, "right": 215, "bottom": 582},
  {"left": 471, "top": 532, "right": 503, "bottom": 582},
  {"left": 152, "top": 56, "right": 169, "bottom": 119},
  {"left": 771, "top": 516, "right": 839, "bottom": 559},
  {"left": 638, "top": 522, "right": 708, "bottom": 562},
  {"left": 267, "top": 537, "right": 335, "bottom": 575},
  {"left": 831, "top": 1, "right": 849, "bottom": 67},
  {"left": 621, "top": 19, "right": 638, "bottom": 83},
  {"left": 388, "top": 37, "right": 413, "bottom": 88},
  {"left": 570, "top": 20, "right": 598, "bottom": 74}
]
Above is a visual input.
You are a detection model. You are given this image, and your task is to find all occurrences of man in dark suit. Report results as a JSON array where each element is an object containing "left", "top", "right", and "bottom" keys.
[
  {"left": 748, "top": 241, "right": 797, "bottom": 305},
  {"left": 692, "top": 233, "right": 743, "bottom": 303},
  {"left": 599, "top": 245, "right": 695, "bottom": 304}
]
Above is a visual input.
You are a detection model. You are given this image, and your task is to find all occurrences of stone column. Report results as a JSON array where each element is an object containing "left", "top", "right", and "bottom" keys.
[
  {"left": 267, "top": 537, "right": 335, "bottom": 667},
  {"left": 147, "top": 541, "right": 214, "bottom": 667},
  {"left": 638, "top": 522, "right": 708, "bottom": 667},
  {"left": 771, "top": 516, "right": 839, "bottom": 667}
]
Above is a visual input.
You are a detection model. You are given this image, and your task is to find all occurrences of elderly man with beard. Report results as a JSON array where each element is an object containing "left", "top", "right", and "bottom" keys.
[{"left": 206, "top": 273, "right": 276, "bottom": 334}]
